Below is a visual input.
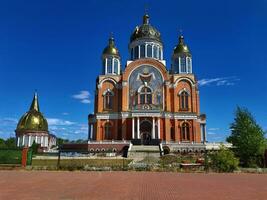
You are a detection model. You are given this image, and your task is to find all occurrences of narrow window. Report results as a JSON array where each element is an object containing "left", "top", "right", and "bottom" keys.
[
  {"left": 104, "top": 122, "right": 112, "bottom": 140},
  {"left": 114, "top": 59, "right": 119, "bottom": 74},
  {"left": 180, "top": 91, "right": 189, "bottom": 110},
  {"left": 181, "top": 123, "right": 190, "bottom": 141},
  {"left": 104, "top": 91, "right": 113, "bottom": 110},
  {"left": 107, "top": 58, "right": 112, "bottom": 73},
  {"left": 180, "top": 56, "right": 186, "bottom": 73},
  {"left": 153, "top": 45, "right": 158, "bottom": 59},
  {"left": 140, "top": 45, "right": 145, "bottom": 58},
  {"left": 147, "top": 44, "right": 152, "bottom": 57},
  {"left": 134, "top": 46, "right": 139, "bottom": 59}
]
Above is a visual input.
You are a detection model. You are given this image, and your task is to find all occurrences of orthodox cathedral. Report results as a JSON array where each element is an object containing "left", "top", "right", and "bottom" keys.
[{"left": 88, "top": 14, "right": 207, "bottom": 152}]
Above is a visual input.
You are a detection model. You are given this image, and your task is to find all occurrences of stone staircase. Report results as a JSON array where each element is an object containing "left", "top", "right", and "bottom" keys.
[{"left": 127, "top": 145, "right": 162, "bottom": 161}]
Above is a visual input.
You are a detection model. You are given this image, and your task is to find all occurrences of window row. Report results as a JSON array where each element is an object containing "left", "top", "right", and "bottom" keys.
[
  {"left": 173, "top": 56, "right": 192, "bottom": 73},
  {"left": 131, "top": 44, "right": 163, "bottom": 60},
  {"left": 103, "top": 57, "right": 120, "bottom": 75},
  {"left": 103, "top": 88, "right": 190, "bottom": 110}
]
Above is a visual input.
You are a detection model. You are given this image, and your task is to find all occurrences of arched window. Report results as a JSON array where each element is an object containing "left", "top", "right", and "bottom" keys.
[
  {"left": 114, "top": 59, "right": 119, "bottom": 74},
  {"left": 153, "top": 45, "right": 158, "bottom": 59},
  {"left": 107, "top": 58, "right": 112, "bottom": 73},
  {"left": 134, "top": 46, "right": 139, "bottom": 59},
  {"left": 104, "top": 91, "right": 113, "bottom": 110},
  {"left": 140, "top": 45, "right": 145, "bottom": 58},
  {"left": 147, "top": 44, "right": 152, "bottom": 57},
  {"left": 180, "top": 91, "right": 189, "bottom": 110},
  {"left": 139, "top": 86, "right": 152, "bottom": 104},
  {"left": 180, "top": 56, "right": 186, "bottom": 73},
  {"left": 181, "top": 123, "right": 190, "bottom": 141},
  {"left": 104, "top": 122, "right": 112, "bottom": 140}
]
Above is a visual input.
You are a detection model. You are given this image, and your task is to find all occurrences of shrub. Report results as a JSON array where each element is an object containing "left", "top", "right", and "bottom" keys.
[{"left": 210, "top": 146, "right": 239, "bottom": 172}]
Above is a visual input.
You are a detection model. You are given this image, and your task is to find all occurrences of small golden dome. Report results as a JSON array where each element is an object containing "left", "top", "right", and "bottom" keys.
[
  {"left": 173, "top": 35, "right": 191, "bottom": 55},
  {"left": 16, "top": 93, "right": 48, "bottom": 133},
  {"left": 102, "top": 37, "right": 120, "bottom": 57}
]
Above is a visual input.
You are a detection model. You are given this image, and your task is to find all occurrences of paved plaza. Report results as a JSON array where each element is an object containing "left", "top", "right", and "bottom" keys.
[{"left": 0, "top": 171, "right": 266, "bottom": 200}]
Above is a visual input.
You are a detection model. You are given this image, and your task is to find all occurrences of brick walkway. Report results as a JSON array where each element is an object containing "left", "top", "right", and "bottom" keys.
[{"left": 0, "top": 171, "right": 266, "bottom": 200}]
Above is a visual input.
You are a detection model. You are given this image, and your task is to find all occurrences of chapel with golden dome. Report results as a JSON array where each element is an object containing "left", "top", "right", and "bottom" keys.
[{"left": 15, "top": 92, "right": 56, "bottom": 151}]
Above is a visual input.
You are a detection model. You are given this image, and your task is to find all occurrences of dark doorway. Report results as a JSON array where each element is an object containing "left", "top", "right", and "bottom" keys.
[{"left": 140, "top": 120, "right": 152, "bottom": 145}]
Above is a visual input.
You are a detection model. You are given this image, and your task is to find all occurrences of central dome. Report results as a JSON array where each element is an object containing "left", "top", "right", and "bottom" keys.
[
  {"left": 130, "top": 14, "right": 161, "bottom": 43},
  {"left": 16, "top": 93, "right": 48, "bottom": 133}
]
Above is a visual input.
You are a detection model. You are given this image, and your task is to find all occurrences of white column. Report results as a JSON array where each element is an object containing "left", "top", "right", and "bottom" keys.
[
  {"left": 105, "top": 58, "right": 107, "bottom": 74},
  {"left": 145, "top": 44, "right": 147, "bottom": 57},
  {"left": 137, "top": 117, "right": 140, "bottom": 139},
  {"left": 157, "top": 118, "right": 161, "bottom": 139},
  {"left": 17, "top": 137, "right": 20, "bottom": 147},
  {"left": 90, "top": 125, "right": 93, "bottom": 140},
  {"left": 132, "top": 118, "right": 135, "bottom": 139},
  {"left": 22, "top": 135, "right": 25, "bottom": 146},
  {"left": 45, "top": 137, "right": 48, "bottom": 147},
  {"left": 152, "top": 117, "right": 155, "bottom": 139},
  {"left": 41, "top": 136, "right": 44, "bottom": 147},
  {"left": 112, "top": 58, "right": 114, "bottom": 74},
  {"left": 28, "top": 135, "right": 31, "bottom": 147},
  {"left": 138, "top": 46, "right": 140, "bottom": 59}
]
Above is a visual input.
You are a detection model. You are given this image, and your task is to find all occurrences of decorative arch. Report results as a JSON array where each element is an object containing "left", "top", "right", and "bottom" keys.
[
  {"left": 99, "top": 78, "right": 118, "bottom": 88},
  {"left": 173, "top": 77, "right": 195, "bottom": 88},
  {"left": 123, "top": 59, "right": 168, "bottom": 81},
  {"left": 178, "top": 88, "right": 191, "bottom": 96}
]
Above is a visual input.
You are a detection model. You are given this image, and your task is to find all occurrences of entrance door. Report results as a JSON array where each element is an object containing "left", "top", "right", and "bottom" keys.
[
  {"left": 141, "top": 132, "right": 152, "bottom": 145},
  {"left": 140, "top": 120, "right": 152, "bottom": 145}
]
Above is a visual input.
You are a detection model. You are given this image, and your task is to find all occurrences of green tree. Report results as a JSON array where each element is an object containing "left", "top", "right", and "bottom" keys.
[
  {"left": 0, "top": 138, "right": 6, "bottom": 148},
  {"left": 5, "top": 137, "right": 16, "bottom": 148},
  {"left": 56, "top": 138, "right": 69, "bottom": 146},
  {"left": 210, "top": 145, "right": 239, "bottom": 172},
  {"left": 227, "top": 107, "right": 266, "bottom": 167}
]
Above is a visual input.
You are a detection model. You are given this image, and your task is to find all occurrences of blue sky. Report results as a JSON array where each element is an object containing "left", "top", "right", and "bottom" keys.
[{"left": 0, "top": 0, "right": 266, "bottom": 141}]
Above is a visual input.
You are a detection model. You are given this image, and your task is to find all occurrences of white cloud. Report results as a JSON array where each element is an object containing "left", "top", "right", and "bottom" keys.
[
  {"left": 72, "top": 90, "right": 91, "bottom": 104},
  {"left": 207, "top": 132, "right": 217, "bottom": 135},
  {"left": 62, "top": 112, "right": 69, "bottom": 116},
  {"left": 208, "top": 128, "right": 220, "bottom": 131},
  {"left": 47, "top": 118, "right": 75, "bottom": 126},
  {"left": 198, "top": 76, "right": 240, "bottom": 87}
]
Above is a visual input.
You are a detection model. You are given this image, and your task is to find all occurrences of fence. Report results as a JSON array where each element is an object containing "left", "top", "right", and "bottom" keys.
[{"left": 0, "top": 148, "right": 33, "bottom": 166}]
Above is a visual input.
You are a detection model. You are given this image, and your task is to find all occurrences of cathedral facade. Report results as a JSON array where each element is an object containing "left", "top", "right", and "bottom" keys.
[{"left": 88, "top": 14, "right": 206, "bottom": 148}]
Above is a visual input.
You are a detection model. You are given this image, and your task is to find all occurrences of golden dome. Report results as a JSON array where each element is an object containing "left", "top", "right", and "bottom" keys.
[
  {"left": 16, "top": 93, "right": 48, "bottom": 133},
  {"left": 173, "top": 35, "right": 191, "bottom": 55},
  {"left": 130, "top": 14, "right": 162, "bottom": 43},
  {"left": 102, "top": 37, "right": 120, "bottom": 57}
]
